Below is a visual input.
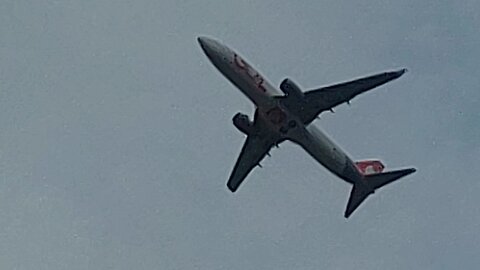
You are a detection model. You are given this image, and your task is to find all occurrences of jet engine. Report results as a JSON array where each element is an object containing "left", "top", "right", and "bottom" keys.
[
  {"left": 232, "top": 113, "right": 254, "bottom": 135},
  {"left": 280, "top": 78, "right": 305, "bottom": 100}
]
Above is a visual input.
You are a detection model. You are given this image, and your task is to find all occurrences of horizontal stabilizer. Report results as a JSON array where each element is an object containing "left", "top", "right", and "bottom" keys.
[
  {"left": 345, "top": 184, "right": 373, "bottom": 218},
  {"left": 344, "top": 168, "right": 416, "bottom": 218},
  {"left": 367, "top": 168, "right": 416, "bottom": 190}
]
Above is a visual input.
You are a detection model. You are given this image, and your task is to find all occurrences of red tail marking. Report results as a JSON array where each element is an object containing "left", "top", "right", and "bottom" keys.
[{"left": 355, "top": 160, "right": 385, "bottom": 175}]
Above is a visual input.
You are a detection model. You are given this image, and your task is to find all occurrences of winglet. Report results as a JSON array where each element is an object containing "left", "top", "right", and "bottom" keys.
[
  {"left": 398, "top": 68, "right": 408, "bottom": 75},
  {"left": 227, "top": 182, "right": 239, "bottom": 193},
  {"left": 390, "top": 68, "right": 408, "bottom": 80}
]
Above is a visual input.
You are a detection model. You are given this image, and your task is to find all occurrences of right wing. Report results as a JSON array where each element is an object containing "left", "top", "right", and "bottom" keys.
[
  {"left": 295, "top": 69, "right": 407, "bottom": 124},
  {"left": 227, "top": 133, "right": 277, "bottom": 192}
]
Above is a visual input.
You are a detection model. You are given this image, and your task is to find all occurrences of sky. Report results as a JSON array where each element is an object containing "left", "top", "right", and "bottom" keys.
[{"left": 0, "top": 0, "right": 479, "bottom": 269}]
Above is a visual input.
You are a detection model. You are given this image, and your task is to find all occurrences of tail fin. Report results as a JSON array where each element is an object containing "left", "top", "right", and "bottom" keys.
[
  {"left": 355, "top": 160, "right": 385, "bottom": 175},
  {"left": 344, "top": 168, "right": 416, "bottom": 218}
]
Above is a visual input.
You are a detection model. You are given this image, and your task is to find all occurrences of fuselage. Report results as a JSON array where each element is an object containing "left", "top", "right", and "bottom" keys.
[{"left": 198, "top": 36, "right": 362, "bottom": 184}]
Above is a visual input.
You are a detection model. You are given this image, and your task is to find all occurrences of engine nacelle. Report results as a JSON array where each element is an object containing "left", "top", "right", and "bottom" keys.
[
  {"left": 280, "top": 78, "right": 305, "bottom": 100},
  {"left": 232, "top": 113, "right": 254, "bottom": 135}
]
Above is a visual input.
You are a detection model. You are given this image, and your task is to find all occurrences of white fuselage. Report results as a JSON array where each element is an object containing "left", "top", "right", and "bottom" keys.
[{"left": 198, "top": 37, "right": 362, "bottom": 184}]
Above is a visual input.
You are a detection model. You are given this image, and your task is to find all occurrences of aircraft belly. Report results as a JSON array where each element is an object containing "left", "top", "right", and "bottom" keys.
[{"left": 289, "top": 124, "right": 357, "bottom": 183}]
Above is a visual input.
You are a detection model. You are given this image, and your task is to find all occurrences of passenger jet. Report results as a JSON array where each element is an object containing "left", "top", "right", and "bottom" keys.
[{"left": 198, "top": 36, "right": 416, "bottom": 218}]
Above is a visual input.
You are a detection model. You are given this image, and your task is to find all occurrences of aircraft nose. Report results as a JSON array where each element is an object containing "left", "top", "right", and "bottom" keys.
[
  {"left": 197, "top": 36, "right": 224, "bottom": 60},
  {"left": 197, "top": 36, "right": 206, "bottom": 47},
  {"left": 197, "top": 36, "right": 214, "bottom": 55}
]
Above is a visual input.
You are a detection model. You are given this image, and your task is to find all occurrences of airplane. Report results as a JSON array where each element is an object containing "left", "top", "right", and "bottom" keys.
[{"left": 197, "top": 36, "right": 416, "bottom": 218}]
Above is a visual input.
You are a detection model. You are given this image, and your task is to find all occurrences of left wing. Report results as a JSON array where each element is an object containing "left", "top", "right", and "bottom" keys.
[
  {"left": 291, "top": 69, "right": 407, "bottom": 124},
  {"left": 227, "top": 133, "right": 278, "bottom": 192}
]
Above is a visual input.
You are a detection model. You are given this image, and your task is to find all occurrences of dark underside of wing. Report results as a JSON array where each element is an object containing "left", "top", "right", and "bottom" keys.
[
  {"left": 280, "top": 69, "right": 407, "bottom": 124},
  {"left": 227, "top": 134, "right": 278, "bottom": 192}
]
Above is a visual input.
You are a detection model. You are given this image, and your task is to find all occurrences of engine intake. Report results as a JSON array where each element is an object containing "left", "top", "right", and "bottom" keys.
[
  {"left": 232, "top": 113, "right": 254, "bottom": 135},
  {"left": 280, "top": 78, "right": 305, "bottom": 100}
]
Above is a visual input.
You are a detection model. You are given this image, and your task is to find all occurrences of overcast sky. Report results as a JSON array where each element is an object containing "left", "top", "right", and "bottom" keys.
[{"left": 1, "top": 1, "right": 479, "bottom": 269}]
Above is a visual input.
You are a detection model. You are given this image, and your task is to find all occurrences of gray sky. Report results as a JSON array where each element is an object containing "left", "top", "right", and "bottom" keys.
[{"left": 1, "top": 1, "right": 479, "bottom": 269}]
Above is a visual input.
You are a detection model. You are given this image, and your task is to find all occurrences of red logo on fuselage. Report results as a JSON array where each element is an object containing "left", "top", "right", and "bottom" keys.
[{"left": 234, "top": 54, "right": 267, "bottom": 93}]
